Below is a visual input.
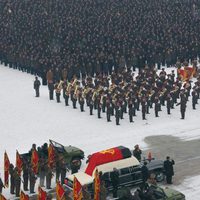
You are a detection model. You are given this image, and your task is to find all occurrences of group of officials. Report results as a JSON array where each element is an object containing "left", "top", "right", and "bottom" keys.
[{"left": 34, "top": 63, "right": 200, "bottom": 124}]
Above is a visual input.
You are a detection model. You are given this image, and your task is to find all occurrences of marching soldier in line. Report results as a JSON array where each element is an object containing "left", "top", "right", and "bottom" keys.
[
  {"left": 192, "top": 88, "right": 198, "bottom": 110},
  {"left": 22, "top": 160, "right": 29, "bottom": 191},
  {"left": 29, "top": 167, "right": 37, "bottom": 193},
  {"left": 55, "top": 80, "right": 63, "bottom": 103},
  {"left": 106, "top": 95, "right": 112, "bottom": 122},
  {"left": 9, "top": 163, "right": 15, "bottom": 194},
  {"left": 115, "top": 101, "right": 121, "bottom": 125},
  {"left": 154, "top": 96, "right": 160, "bottom": 117},
  {"left": 97, "top": 91, "right": 102, "bottom": 119},
  {"left": 176, "top": 90, "right": 188, "bottom": 119},
  {"left": 78, "top": 89, "right": 85, "bottom": 112},
  {"left": 166, "top": 93, "right": 172, "bottom": 115},
  {"left": 141, "top": 96, "right": 147, "bottom": 120},
  {"left": 48, "top": 80, "right": 54, "bottom": 100},
  {"left": 62, "top": 80, "right": 68, "bottom": 99},
  {"left": 88, "top": 92, "right": 94, "bottom": 115},
  {"left": 65, "top": 83, "right": 70, "bottom": 106},
  {"left": 128, "top": 97, "right": 134, "bottom": 123}
]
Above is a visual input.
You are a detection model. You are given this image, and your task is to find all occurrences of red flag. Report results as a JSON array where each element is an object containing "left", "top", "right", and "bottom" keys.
[
  {"left": 38, "top": 186, "right": 47, "bottom": 200},
  {"left": 31, "top": 149, "right": 39, "bottom": 174},
  {"left": 4, "top": 151, "right": 10, "bottom": 187},
  {"left": 0, "top": 194, "right": 7, "bottom": 200},
  {"left": 85, "top": 147, "right": 123, "bottom": 176},
  {"left": 56, "top": 181, "right": 65, "bottom": 200},
  {"left": 94, "top": 169, "right": 100, "bottom": 200},
  {"left": 48, "top": 144, "right": 55, "bottom": 169},
  {"left": 73, "top": 177, "right": 83, "bottom": 200},
  {"left": 20, "top": 191, "right": 29, "bottom": 200},
  {"left": 16, "top": 150, "right": 23, "bottom": 175}
]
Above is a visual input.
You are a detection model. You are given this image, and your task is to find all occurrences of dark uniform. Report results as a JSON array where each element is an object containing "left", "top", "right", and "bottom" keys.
[
  {"left": 133, "top": 145, "right": 142, "bottom": 162},
  {"left": 115, "top": 104, "right": 120, "bottom": 125},
  {"left": 154, "top": 96, "right": 160, "bottom": 117},
  {"left": 0, "top": 177, "right": 4, "bottom": 194},
  {"left": 14, "top": 167, "right": 21, "bottom": 197},
  {"left": 9, "top": 164, "right": 15, "bottom": 194},
  {"left": 177, "top": 92, "right": 187, "bottom": 119},
  {"left": 46, "top": 165, "right": 53, "bottom": 189},
  {"left": 164, "top": 156, "right": 175, "bottom": 184},
  {"left": 48, "top": 81, "right": 54, "bottom": 100},
  {"left": 110, "top": 168, "right": 119, "bottom": 198},
  {"left": 22, "top": 161, "right": 29, "bottom": 191},
  {"left": 141, "top": 162, "right": 149, "bottom": 185},
  {"left": 29, "top": 168, "right": 37, "bottom": 193},
  {"left": 34, "top": 77, "right": 41, "bottom": 97}
]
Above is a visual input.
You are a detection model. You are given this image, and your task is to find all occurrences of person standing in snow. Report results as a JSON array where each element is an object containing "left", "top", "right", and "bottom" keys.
[
  {"left": 33, "top": 76, "right": 41, "bottom": 97},
  {"left": 164, "top": 156, "right": 175, "bottom": 184}
]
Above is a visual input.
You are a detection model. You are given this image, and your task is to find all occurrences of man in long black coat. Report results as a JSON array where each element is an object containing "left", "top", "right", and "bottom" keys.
[{"left": 164, "top": 156, "right": 175, "bottom": 184}]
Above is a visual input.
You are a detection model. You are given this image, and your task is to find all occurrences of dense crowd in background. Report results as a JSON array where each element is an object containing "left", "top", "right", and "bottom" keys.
[{"left": 0, "top": 0, "right": 200, "bottom": 79}]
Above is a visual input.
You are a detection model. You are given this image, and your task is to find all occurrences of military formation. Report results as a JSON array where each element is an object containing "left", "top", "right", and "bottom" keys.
[{"left": 43, "top": 64, "right": 200, "bottom": 125}]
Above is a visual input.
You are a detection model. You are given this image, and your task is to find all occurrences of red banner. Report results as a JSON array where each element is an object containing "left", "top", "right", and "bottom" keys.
[
  {"left": 16, "top": 150, "right": 23, "bottom": 175},
  {"left": 31, "top": 149, "right": 39, "bottom": 174},
  {"left": 4, "top": 151, "right": 10, "bottom": 187},
  {"left": 48, "top": 144, "right": 55, "bottom": 169},
  {"left": 56, "top": 181, "right": 65, "bottom": 200},
  {"left": 94, "top": 169, "right": 100, "bottom": 200},
  {"left": 73, "top": 177, "right": 83, "bottom": 200},
  {"left": 38, "top": 186, "right": 47, "bottom": 200},
  {"left": 85, "top": 147, "right": 123, "bottom": 176},
  {"left": 178, "top": 66, "right": 195, "bottom": 81},
  {"left": 20, "top": 191, "right": 29, "bottom": 200},
  {"left": 0, "top": 194, "right": 7, "bottom": 200}
]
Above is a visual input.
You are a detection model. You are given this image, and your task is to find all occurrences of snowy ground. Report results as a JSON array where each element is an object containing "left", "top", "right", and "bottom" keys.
[{"left": 0, "top": 65, "right": 200, "bottom": 199}]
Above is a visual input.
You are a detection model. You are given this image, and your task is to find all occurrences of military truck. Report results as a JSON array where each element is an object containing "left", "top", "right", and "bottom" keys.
[
  {"left": 20, "top": 140, "right": 85, "bottom": 170},
  {"left": 49, "top": 139, "right": 85, "bottom": 169}
]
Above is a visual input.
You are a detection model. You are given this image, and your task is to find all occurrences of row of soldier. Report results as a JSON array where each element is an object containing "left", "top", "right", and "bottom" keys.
[
  {"left": 1, "top": 143, "right": 76, "bottom": 198},
  {"left": 45, "top": 66, "right": 200, "bottom": 124}
]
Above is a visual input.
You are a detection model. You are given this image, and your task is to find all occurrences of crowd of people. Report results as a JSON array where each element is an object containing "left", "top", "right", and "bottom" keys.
[{"left": 0, "top": 0, "right": 200, "bottom": 78}]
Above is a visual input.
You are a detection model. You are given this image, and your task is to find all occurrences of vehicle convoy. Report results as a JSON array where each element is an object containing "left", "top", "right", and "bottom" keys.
[
  {"left": 64, "top": 146, "right": 165, "bottom": 192},
  {"left": 20, "top": 140, "right": 85, "bottom": 170}
]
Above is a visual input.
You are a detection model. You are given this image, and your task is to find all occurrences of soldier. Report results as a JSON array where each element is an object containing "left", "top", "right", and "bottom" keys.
[
  {"left": 115, "top": 103, "right": 121, "bottom": 125},
  {"left": 0, "top": 176, "right": 5, "bottom": 194},
  {"left": 55, "top": 81, "right": 62, "bottom": 103},
  {"left": 176, "top": 91, "right": 187, "bottom": 119},
  {"left": 46, "top": 165, "right": 53, "bottom": 189},
  {"left": 128, "top": 98, "right": 134, "bottom": 123},
  {"left": 9, "top": 163, "right": 15, "bottom": 194},
  {"left": 133, "top": 145, "right": 142, "bottom": 162},
  {"left": 38, "top": 157, "right": 46, "bottom": 187},
  {"left": 14, "top": 167, "right": 21, "bottom": 197},
  {"left": 192, "top": 88, "right": 198, "bottom": 110},
  {"left": 89, "top": 94, "right": 94, "bottom": 115},
  {"left": 106, "top": 96, "right": 112, "bottom": 122},
  {"left": 166, "top": 93, "right": 172, "bottom": 115},
  {"left": 65, "top": 84, "right": 70, "bottom": 106},
  {"left": 141, "top": 162, "right": 149, "bottom": 185},
  {"left": 33, "top": 76, "right": 41, "bottom": 97},
  {"left": 164, "top": 156, "right": 175, "bottom": 184},
  {"left": 78, "top": 91, "right": 85, "bottom": 112},
  {"left": 154, "top": 96, "right": 160, "bottom": 117},
  {"left": 82, "top": 185, "right": 92, "bottom": 200},
  {"left": 22, "top": 160, "right": 29, "bottom": 191},
  {"left": 110, "top": 168, "right": 119, "bottom": 198},
  {"left": 141, "top": 96, "right": 147, "bottom": 120},
  {"left": 29, "top": 167, "right": 37, "bottom": 193},
  {"left": 48, "top": 80, "right": 54, "bottom": 100},
  {"left": 60, "top": 159, "right": 68, "bottom": 185}
]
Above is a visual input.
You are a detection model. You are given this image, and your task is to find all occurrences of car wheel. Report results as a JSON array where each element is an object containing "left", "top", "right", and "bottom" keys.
[{"left": 155, "top": 171, "right": 164, "bottom": 182}]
